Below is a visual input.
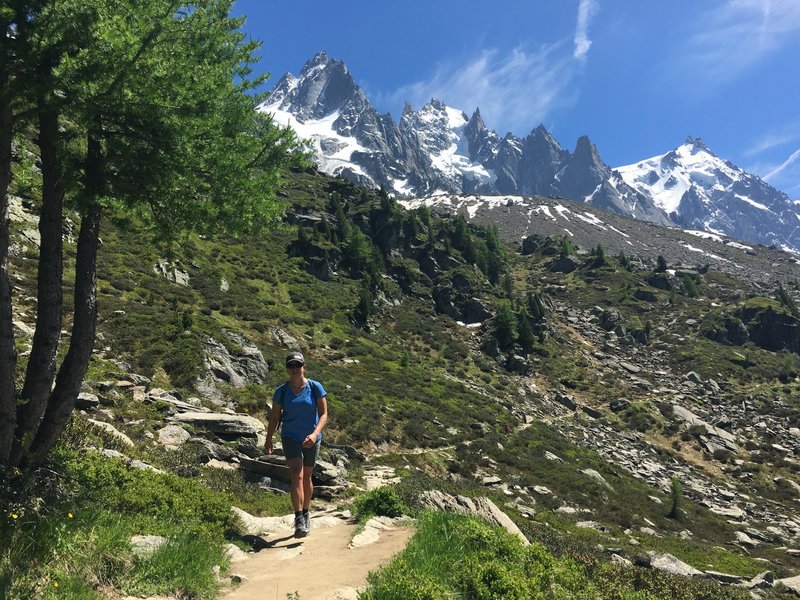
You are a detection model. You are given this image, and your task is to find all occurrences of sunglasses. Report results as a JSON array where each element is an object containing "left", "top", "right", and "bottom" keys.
[{"left": 286, "top": 363, "right": 304, "bottom": 368}]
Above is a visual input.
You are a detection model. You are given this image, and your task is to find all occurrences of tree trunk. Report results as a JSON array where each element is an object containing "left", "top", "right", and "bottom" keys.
[
  {"left": 28, "top": 126, "right": 103, "bottom": 466},
  {"left": 29, "top": 202, "right": 100, "bottom": 465},
  {"left": 0, "top": 13, "right": 18, "bottom": 465},
  {"left": 10, "top": 92, "right": 63, "bottom": 466}
]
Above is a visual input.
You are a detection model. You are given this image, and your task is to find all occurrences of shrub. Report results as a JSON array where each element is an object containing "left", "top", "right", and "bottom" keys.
[{"left": 353, "top": 486, "right": 407, "bottom": 520}]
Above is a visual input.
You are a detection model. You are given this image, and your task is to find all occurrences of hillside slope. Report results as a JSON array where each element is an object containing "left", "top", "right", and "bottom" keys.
[{"left": 6, "top": 166, "right": 800, "bottom": 596}]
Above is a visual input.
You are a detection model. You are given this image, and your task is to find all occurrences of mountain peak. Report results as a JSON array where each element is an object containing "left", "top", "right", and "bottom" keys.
[{"left": 263, "top": 52, "right": 364, "bottom": 121}]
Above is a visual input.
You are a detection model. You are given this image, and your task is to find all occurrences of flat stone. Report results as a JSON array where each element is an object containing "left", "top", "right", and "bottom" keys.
[
  {"left": 76, "top": 392, "right": 100, "bottom": 410},
  {"left": 775, "top": 574, "right": 800, "bottom": 595},
  {"left": 130, "top": 535, "right": 166, "bottom": 559},
  {"left": 87, "top": 419, "right": 134, "bottom": 447},
  {"left": 646, "top": 552, "right": 703, "bottom": 577},
  {"left": 704, "top": 571, "right": 745, "bottom": 584},
  {"left": 157, "top": 425, "right": 190, "bottom": 447},
  {"left": 734, "top": 531, "right": 759, "bottom": 547}
]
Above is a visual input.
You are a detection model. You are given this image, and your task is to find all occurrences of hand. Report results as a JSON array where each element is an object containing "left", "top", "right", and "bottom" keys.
[
  {"left": 302, "top": 434, "right": 316, "bottom": 448},
  {"left": 264, "top": 439, "right": 273, "bottom": 454}
]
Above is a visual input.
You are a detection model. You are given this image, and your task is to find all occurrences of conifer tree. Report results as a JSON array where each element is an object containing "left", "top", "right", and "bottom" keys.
[
  {"left": 1, "top": 0, "right": 303, "bottom": 468},
  {"left": 494, "top": 301, "right": 517, "bottom": 351},
  {"left": 516, "top": 308, "right": 535, "bottom": 353}
]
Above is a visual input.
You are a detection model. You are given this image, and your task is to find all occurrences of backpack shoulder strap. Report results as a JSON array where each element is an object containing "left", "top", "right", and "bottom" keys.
[{"left": 308, "top": 379, "right": 319, "bottom": 401}]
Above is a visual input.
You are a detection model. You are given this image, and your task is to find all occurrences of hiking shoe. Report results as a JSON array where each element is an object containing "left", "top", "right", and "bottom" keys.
[
  {"left": 294, "top": 514, "right": 307, "bottom": 538},
  {"left": 303, "top": 512, "right": 311, "bottom": 535}
]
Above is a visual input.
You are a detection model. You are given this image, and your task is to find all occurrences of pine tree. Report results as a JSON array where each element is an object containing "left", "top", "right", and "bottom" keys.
[
  {"left": 559, "top": 235, "right": 575, "bottom": 257},
  {"left": 494, "top": 301, "right": 517, "bottom": 351},
  {"left": 516, "top": 308, "right": 535, "bottom": 352},
  {"left": 655, "top": 255, "right": 668, "bottom": 273},
  {"left": 1, "top": 0, "right": 303, "bottom": 469},
  {"left": 617, "top": 250, "right": 631, "bottom": 270}
]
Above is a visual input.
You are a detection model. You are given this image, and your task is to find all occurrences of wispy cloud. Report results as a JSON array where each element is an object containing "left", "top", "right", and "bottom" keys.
[
  {"left": 677, "top": 0, "right": 800, "bottom": 86},
  {"left": 764, "top": 148, "right": 800, "bottom": 181},
  {"left": 574, "top": 0, "right": 600, "bottom": 60},
  {"left": 379, "top": 43, "right": 579, "bottom": 135},
  {"left": 745, "top": 132, "right": 797, "bottom": 156}
]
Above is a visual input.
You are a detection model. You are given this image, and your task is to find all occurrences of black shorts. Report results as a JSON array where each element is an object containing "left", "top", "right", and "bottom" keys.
[{"left": 282, "top": 436, "right": 320, "bottom": 467}]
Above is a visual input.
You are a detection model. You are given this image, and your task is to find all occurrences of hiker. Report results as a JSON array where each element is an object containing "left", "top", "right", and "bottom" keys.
[{"left": 265, "top": 351, "right": 329, "bottom": 538}]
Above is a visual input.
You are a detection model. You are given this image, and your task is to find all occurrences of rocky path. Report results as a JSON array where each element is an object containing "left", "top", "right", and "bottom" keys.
[{"left": 222, "top": 513, "right": 413, "bottom": 600}]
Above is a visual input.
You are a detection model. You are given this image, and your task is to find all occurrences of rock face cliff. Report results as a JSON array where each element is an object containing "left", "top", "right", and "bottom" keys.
[{"left": 261, "top": 52, "right": 800, "bottom": 252}]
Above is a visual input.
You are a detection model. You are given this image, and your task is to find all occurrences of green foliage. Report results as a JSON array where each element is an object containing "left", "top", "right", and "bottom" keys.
[
  {"left": 363, "top": 511, "right": 749, "bottom": 600},
  {"left": 493, "top": 301, "right": 517, "bottom": 351},
  {"left": 617, "top": 250, "right": 632, "bottom": 270},
  {"left": 125, "top": 535, "right": 226, "bottom": 600},
  {"left": 559, "top": 235, "right": 576, "bottom": 257},
  {"left": 681, "top": 274, "right": 700, "bottom": 298},
  {"left": 516, "top": 308, "right": 536, "bottom": 353},
  {"left": 57, "top": 449, "right": 234, "bottom": 537},
  {"left": 353, "top": 280, "right": 375, "bottom": 327},
  {"left": 353, "top": 486, "right": 407, "bottom": 520},
  {"left": 655, "top": 255, "right": 668, "bottom": 272},
  {"left": 589, "top": 243, "right": 606, "bottom": 268},
  {"left": 0, "top": 506, "right": 131, "bottom": 600},
  {"left": 776, "top": 283, "right": 800, "bottom": 318},
  {"left": 527, "top": 291, "right": 547, "bottom": 321},
  {"left": 668, "top": 476, "right": 683, "bottom": 519}
]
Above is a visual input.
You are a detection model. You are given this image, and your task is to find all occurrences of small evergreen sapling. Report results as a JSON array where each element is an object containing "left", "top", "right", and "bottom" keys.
[{"left": 668, "top": 476, "right": 683, "bottom": 519}]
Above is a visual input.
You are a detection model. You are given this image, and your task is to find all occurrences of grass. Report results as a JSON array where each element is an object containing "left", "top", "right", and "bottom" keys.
[
  {"left": 7, "top": 165, "right": 800, "bottom": 596},
  {"left": 360, "top": 511, "right": 754, "bottom": 600}
]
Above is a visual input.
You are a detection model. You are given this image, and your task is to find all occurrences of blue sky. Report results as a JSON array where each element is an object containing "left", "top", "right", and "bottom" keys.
[{"left": 233, "top": 0, "right": 800, "bottom": 198}]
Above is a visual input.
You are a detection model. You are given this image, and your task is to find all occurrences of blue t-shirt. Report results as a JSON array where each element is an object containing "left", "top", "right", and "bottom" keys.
[{"left": 273, "top": 379, "right": 326, "bottom": 443}]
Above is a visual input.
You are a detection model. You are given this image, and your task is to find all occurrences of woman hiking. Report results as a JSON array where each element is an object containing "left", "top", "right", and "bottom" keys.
[{"left": 265, "top": 352, "right": 329, "bottom": 538}]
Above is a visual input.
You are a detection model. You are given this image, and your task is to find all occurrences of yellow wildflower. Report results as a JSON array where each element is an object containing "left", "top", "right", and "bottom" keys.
[
  {"left": 11, "top": 514, "right": 18, "bottom": 520},
  {"left": 68, "top": 513, "right": 73, "bottom": 519},
  {"left": 53, "top": 581, "right": 59, "bottom": 588}
]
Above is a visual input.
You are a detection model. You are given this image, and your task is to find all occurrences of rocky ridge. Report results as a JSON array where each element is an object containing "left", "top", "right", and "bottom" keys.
[{"left": 262, "top": 52, "right": 800, "bottom": 252}]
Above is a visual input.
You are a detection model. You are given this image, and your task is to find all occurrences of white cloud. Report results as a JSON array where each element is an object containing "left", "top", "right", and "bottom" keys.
[
  {"left": 677, "top": 0, "right": 800, "bottom": 86},
  {"left": 380, "top": 43, "right": 579, "bottom": 136},
  {"left": 764, "top": 148, "right": 800, "bottom": 181},
  {"left": 745, "top": 132, "right": 797, "bottom": 156},
  {"left": 574, "top": 0, "right": 600, "bottom": 60}
]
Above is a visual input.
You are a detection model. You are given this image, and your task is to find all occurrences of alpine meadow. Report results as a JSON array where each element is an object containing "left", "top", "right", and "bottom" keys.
[{"left": 2, "top": 2, "right": 800, "bottom": 600}]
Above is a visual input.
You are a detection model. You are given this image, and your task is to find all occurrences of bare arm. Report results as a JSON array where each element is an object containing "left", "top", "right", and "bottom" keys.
[
  {"left": 264, "top": 401, "right": 283, "bottom": 454},
  {"left": 302, "top": 395, "right": 328, "bottom": 448}
]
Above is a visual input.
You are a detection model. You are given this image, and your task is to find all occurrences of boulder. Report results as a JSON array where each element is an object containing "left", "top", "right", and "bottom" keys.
[
  {"left": 418, "top": 490, "right": 529, "bottom": 545},
  {"left": 157, "top": 425, "right": 190, "bottom": 447},
  {"left": 76, "top": 392, "right": 100, "bottom": 410},
  {"left": 634, "top": 551, "right": 703, "bottom": 577},
  {"left": 555, "top": 391, "right": 577, "bottom": 411},
  {"left": 775, "top": 574, "right": 800, "bottom": 596},
  {"left": 171, "top": 412, "right": 265, "bottom": 443},
  {"left": 269, "top": 327, "right": 302, "bottom": 350},
  {"left": 130, "top": 535, "right": 167, "bottom": 559},
  {"left": 201, "top": 330, "right": 269, "bottom": 390},
  {"left": 548, "top": 255, "right": 579, "bottom": 274},
  {"left": 87, "top": 419, "right": 134, "bottom": 447}
]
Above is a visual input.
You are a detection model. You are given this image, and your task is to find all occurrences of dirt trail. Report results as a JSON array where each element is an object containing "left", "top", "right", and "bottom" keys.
[{"left": 222, "top": 515, "right": 413, "bottom": 600}]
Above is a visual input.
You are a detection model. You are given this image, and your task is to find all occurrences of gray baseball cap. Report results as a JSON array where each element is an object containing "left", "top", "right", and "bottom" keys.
[{"left": 285, "top": 351, "right": 305, "bottom": 366}]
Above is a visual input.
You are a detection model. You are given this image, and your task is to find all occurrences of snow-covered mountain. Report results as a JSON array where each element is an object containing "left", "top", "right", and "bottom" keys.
[
  {"left": 261, "top": 52, "right": 800, "bottom": 252},
  {"left": 615, "top": 138, "right": 800, "bottom": 252}
]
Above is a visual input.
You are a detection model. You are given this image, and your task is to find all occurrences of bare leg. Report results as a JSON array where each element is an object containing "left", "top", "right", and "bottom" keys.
[
  {"left": 288, "top": 457, "right": 304, "bottom": 512},
  {"left": 302, "top": 466, "right": 314, "bottom": 510}
]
